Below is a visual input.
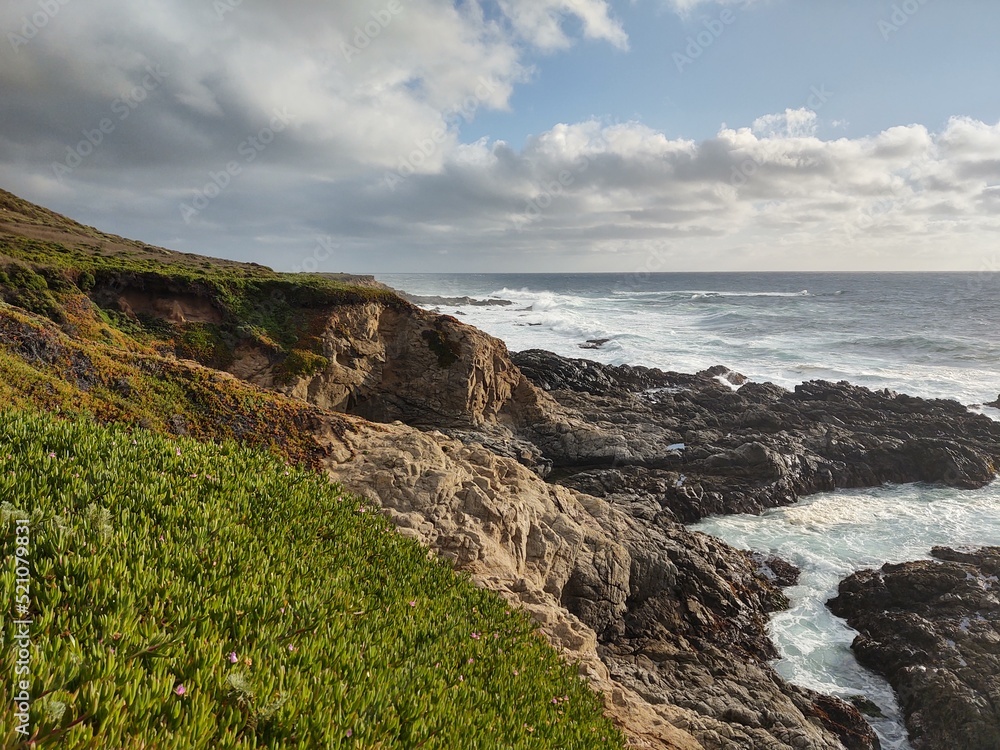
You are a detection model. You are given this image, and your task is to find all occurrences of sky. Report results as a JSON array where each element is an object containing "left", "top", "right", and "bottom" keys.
[{"left": 1, "top": 0, "right": 999, "bottom": 273}]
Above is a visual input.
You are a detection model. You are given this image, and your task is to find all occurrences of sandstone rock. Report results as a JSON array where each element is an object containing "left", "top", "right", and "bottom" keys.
[{"left": 231, "top": 301, "right": 537, "bottom": 430}]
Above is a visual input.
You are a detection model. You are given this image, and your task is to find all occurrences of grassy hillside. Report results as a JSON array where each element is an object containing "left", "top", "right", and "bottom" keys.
[
  {"left": 0, "top": 410, "right": 624, "bottom": 748},
  {"left": 0, "top": 191, "right": 627, "bottom": 748}
]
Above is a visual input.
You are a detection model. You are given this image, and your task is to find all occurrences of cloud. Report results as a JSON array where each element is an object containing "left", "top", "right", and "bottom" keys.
[
  {"left": 0, "top": 0, "right": 998, "bottom": 272},
  {"left": 498, "top": 0, "right": 628, "bottom": 51},
  {"left": 665, "top": 0, "right": 762, "bottom": 16},
  {"left": 751, "top": 108, "right": 819, "bottom": 139}
]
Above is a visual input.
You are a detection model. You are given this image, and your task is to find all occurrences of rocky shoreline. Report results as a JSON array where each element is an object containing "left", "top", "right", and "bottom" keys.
[
  {"left": 829, "top": 547, "right": 1000, "bottom": 750},
  {"left": 230, "top": 299, "right": 1000, "bottom": 749}
]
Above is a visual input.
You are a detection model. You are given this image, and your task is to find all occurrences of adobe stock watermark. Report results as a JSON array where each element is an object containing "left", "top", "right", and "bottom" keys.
[
  {"left": 842, "top": 178, "right": 908, "bottom": 245},
  {"left": 248, "top": 236, "right": 342, "bottom": 329},
  {"left": 51, "top": 65, "right": 168, "bottom": 180},
  {"left": 382, "top": 76, "right": 499, "bottom": 191},
  {"left": 878, "top": 0, "right": 932, "bottom": 41},
  {"left": 730, "top": 85, "right": 833, "bottom": 188},
  {"left": 673, "top": 8, "right": 737, "bottom": 73},
  {"left": 11, "top": 517, "right": 33, "bottom": 738},
  {"left": 7, "top": 0, "right": 71, "bottom": 51},
  {"left": 961, "top": 251, "right": 1000, "bottom": 304},
  {"left": 341, "top": 0, "right": 404, "bottom": 61},
  {"left": 179, "top": 107, "right": 293, "bottom": 224},
  {"left": 293, "top": 236, "right": 340, "bottom": 274}
]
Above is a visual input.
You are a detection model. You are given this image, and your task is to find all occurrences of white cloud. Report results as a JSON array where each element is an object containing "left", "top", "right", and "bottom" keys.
[
  {"left": 498, "top": 0, "right": 628, "bottom": 51},
  {"left": 665, "top": 0, "right": 762, "bottom": 16},
  {"left": 751, "top": 108, "right": 819, "bottom": 139}
]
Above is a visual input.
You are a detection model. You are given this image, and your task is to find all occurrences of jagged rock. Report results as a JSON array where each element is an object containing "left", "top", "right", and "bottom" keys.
[
  {"left": 231, "top": 302, "right": 534, "bottom": 430},
  {"left": 828, "top": 547, "right": 1000, "bottom": 750},
  {"left": 511, "top": 350, "right": 1000, "bottom": 521}
]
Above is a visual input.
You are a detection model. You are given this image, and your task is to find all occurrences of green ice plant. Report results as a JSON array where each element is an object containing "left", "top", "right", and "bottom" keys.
[{"left": 0, "top": 410, "right": 625, "bottom": 749}]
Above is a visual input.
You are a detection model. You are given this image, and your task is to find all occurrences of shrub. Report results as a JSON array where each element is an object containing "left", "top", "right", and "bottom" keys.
[{"left": 277, "top": 349, "right": 330, "bottom": 383}]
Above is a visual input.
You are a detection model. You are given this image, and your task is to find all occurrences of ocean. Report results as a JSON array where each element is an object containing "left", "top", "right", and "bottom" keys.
[{"left": 378, "top": 272, "right": 1000, "bottom": 749}]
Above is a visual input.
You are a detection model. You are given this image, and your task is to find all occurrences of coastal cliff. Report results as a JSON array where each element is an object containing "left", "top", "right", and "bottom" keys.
[{"left": 3, "top": 188, "right": 1000, "bottom": 748}]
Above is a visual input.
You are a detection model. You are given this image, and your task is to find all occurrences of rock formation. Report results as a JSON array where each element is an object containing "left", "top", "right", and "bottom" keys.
[
  {"left": 828, "top": 547, "right": 1000, "bottom": 750},
  {"left": 212, "top": 302, "right": 1000, "bottom": 749},
  {"left": 511, "top": 349, "right": 1000, "bottom": 521},
  {"left": 316, "top": 412, "right": 877, "bottom": 750}
]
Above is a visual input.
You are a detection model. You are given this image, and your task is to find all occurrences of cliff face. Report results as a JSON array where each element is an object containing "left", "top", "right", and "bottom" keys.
[{"left": 232, "top": 302, "right": 533, "bottom": 429}]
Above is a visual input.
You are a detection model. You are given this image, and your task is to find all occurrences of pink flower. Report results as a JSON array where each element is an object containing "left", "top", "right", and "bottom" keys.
[
  {"left": 175, "top": 448, "right": 182, "bottom": 455},
  {"left": 48, "top": 452, "right": 56, "bottom": 459},
  {"left": 288, "top": 644, "right": 297, "bottom": 652},
  {"left": 470, "top": 632, "right": 480, "bottom": 640},
  {"left": 408, "top": 600, "right": 417, "bottom": 607},
  {"left": 228, "top": 652, "right": 238, "bottom": 663},
  {"left": 346, "top": 729, "right": 352, "bottom": 738},
  {"left": 174, "top": 684, "right": 186, "bottom": 696}
]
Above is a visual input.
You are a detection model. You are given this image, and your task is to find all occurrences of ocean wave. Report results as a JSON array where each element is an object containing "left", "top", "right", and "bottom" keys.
[
  {"left": 614, "top": 289, "right": 817, "bottom": 298},
  {"left": 838, "top": 335, "right": 989, "bottom": 361},
  {"left": 489, "top": 287, "right": 591, "bottom": 309},
  {"left": 690, "top": 290, "right": 812, "bottom": 300}
]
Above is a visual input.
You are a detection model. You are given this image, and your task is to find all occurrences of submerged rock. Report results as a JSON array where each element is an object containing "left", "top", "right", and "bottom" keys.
[{"left": 828, "top": 547, "right": 1000, "bottom": 750}]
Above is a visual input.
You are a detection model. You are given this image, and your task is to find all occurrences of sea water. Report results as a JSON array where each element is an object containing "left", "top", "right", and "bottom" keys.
[{"left": 378, "top": 272, "right": 1000, "bottom": 748}]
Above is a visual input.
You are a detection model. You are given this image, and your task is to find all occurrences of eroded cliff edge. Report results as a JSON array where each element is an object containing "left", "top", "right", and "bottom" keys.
[{"left": 211, "top": 295, "right": 999, "bottom": 749}]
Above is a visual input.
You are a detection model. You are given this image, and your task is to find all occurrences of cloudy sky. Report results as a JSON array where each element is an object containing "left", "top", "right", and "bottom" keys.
[{"left": 2, "top": 0, "right": 999, "bottom": 273}]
